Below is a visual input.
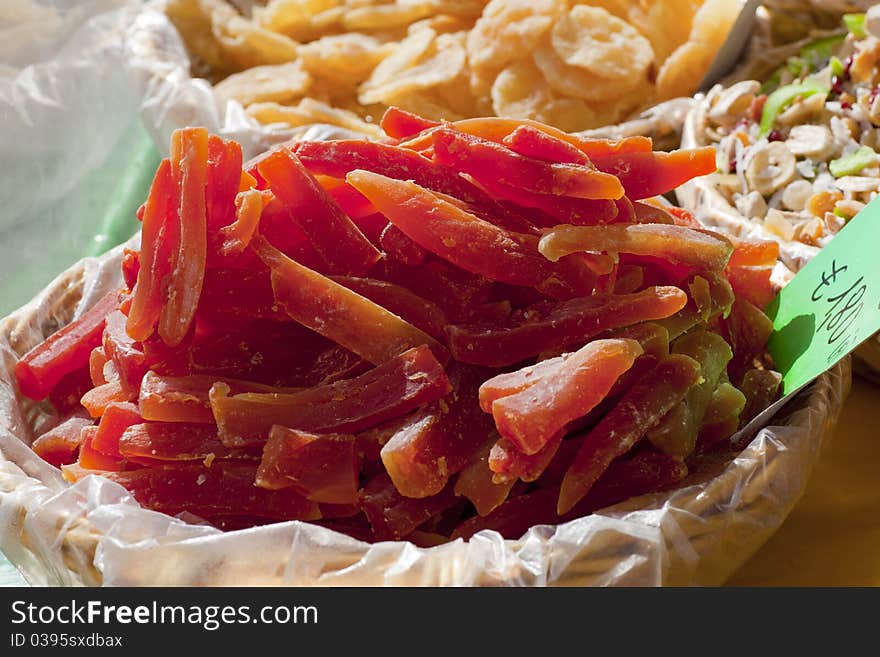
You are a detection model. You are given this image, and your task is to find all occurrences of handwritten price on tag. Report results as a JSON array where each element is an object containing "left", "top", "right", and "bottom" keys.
[
  {"left": 811, "top": 259, "right": 866, "bottom": 364},
  {"left": 767, "top": 194, "right": 880, "bottom": 395}
]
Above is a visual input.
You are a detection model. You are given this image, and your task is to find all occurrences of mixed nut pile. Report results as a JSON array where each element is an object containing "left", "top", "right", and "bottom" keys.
[{"left": 702, "top": 8, "right": 880, "bottom": 251}]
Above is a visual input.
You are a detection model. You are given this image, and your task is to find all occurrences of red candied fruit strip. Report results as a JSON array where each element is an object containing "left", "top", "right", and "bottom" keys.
[
  {"left": 104, "top": 462, "right": 322, "bottom": 520},
  {"left": 127, "top": 158, "right": 177, "bottom": 341},
  {"left": 478, "top": 354, "right": 571, "bottom": 413},
  {"left": 158, "top": 127, "right": 210, "bottom": 348},
  {"left": 488, "top": 434, "right": 563, "bottom": 483},
  {"left": 256, "top": 426, "right": 359, "bottom": 504},
  {"left": 448, "top": 286, "right": 687, "bottom": 367},
  {"left": 118, "top": 423, "right": 258, "bottom": 464},
  {"left": 380, "top": 106, "right": 440, "bottom": 139},
  {"left": 346, "top": 170, "right": 595, "bottom": 300},
  {"left": 558, "top": 354, "right": 701, "bottom": 514},
  {"left": 380, "top": 365, "right": 495, "bottom": 498},
  {"left": 501, "top": 125, "right": 590, "bottom": 165},
  {"left": 470, "top": 175, "right": 620, "bottom": 226},
  {"left": 81, "top": 380, "right": 134, "bottom": 419},
  {"left": 401, "top": 117, "right": 652, "bottom": 159},
  {"left": 253, "top": 236, "right": 447, "bottom": 365},
  {"left": 15, "top": 290, "right": 120, "bottom": 400},
  {"left": 211, "top": 344, "right": 452, "bottom": 447},
  {"left": 358, "top": 472, "right": 459, "bottom": 541},
  {"left": 256, "top": 147, "right": 380, "bottom": 276},
  {"left": 77, "top": 426, "right": 127, "bottom": 471},
  {"left": 488, "top": 339, "right": 643, "bottom": 455},
  {"left": 431, "top": 127, "right": 624, "bottom": 200},
  {"left": 330, "top": 276, "right": 448, "bottom": 342},
  {"left": 103, "top": 310, "right": 147, "bottom": 393},
  {"left": 138, "top": 371, "right": 284, "bottom": 424},
  {"left": 91, "top": 401, "right": 142, "bottom": 458},
  {"left": 589, "top": 148, "right": 717, "bottom": 200},
  {"left": 31, "top": 416, "right": 95, "bottom": 468},
  {"left": 291, "top": 139, "right": 536, "bottom": 233},
  {"left": 206, "top": 134, "right": 243, "bottom": 232}
]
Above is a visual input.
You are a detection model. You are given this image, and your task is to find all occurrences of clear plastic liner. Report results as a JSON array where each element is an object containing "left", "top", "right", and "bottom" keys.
[{"left": 0, "top": 0, "right": 853, "bottom": 586}]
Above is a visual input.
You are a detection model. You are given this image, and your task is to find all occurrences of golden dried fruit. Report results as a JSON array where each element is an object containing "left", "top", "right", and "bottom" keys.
[
  {"left": 214, "top": 61, "right": 312, "bottom": 106},
  {"left": 551, "top": 6, "right": 653, "bottom": 79}
]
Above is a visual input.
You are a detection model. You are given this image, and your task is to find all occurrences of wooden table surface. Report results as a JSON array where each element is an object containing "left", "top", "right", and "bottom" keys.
[{"left": 729, "top": 375, "right": 880, "bottom": 586}]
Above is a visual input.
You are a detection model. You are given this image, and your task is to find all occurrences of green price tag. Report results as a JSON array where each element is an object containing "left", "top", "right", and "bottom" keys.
[{"left": 767, "top": 196, "right": 880, "bottom": 395}]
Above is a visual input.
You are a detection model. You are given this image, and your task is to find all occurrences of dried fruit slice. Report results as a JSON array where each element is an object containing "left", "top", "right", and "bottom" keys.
[
  {"left": 449, "top": 286, "right": 687, "bottom": 367},
  {"left": 253, "top": 236, "right": 446, "bottom": 365},
  {"left": 488, "top": 339, "right": 643, "bottom": 455},
  {"left": 539, "top": 223, "right": 733, "bottom": 272},
  {"left": 104, "top": 463, "right": 322, "bottom": 521},
  {"left": 15, "top": 290, "right": 119, "bottom": 401},
  {"left": 346, "top": 169, "right": 595, "bottom": 299},
  {"left": 256, "top": 426, "right": 359, "bottom": 504},
  {"left": 210, "top": 345, "right": 451, "bottom": 446},
  {"left": 431, "top": 127, "right": 624, "bottom": 200},
  {"left": 558, "top": 354, "right": 701, "bottom": 513},
  {"left": 257, "top": 147, "right": 381, "bottom": 276}
]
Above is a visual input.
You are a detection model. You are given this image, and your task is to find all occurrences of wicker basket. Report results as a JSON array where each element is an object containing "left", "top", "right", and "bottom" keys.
[{"left": 0, "top": 240, "right": 850, "bottom": 586}]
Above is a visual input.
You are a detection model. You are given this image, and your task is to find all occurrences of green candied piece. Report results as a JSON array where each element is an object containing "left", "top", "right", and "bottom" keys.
[
  {"left": 741, "top": 368, "right": 783, "bottom": 425},
  {"left": 759, "top": 33, "right": 844, "bottom": 95},
  {"left": 829, "top": 56, "right": 845, "bottom": 78},
  {"left": 843, "top": 13, "right": 866, "bottom": 39},
  {"left": 558, "top": 354, "right": 701, "bottom": 514},
  {"left": 830, "top": 146, "right": 878, "bottom": 178},
  {"left": 656, "top": 273, "right": 735, "bottom": 341},
  {"left": 799, "top": 32, "right": 847, "bottom": 67},
  {"left": 603, "top": 322, "right": 670, "bottom": 359},
  {"left": 760, "top": 81, "right": 829, "bottom": 136},
  {"left": 787, "top": 56, "right": 807, "bottom": 77},
  {"left": 697, "top": 382, "right": 747, "bottom": 450},
  {"left": 647, "top": 330, "right": 733, "bottom": 460}
]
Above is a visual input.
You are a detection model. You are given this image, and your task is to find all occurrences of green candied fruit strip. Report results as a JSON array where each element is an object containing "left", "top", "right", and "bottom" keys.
[
  {"left": 760, "top": 81, "right": 829, "bottom": 136},
  {"left": 830, "top": 56, "right": 845, "bottom": 78},
  {"left": 799, "top": 32, "right": 846, "bottom": 65},
  {"left": 829, "top": 146, "right": 878, "bottom": 178},
  {"left": 787, "top": 56, "right": 807, "bottom": 76},
  {"left": 843, "top": 13, "right": 866, "bottom": 38}
]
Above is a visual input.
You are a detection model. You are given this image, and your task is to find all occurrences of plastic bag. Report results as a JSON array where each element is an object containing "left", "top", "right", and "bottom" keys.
[
  {"left": 0, "top": 0, "right": 162, "bottom": 317},
  {"left": 0, "top": 0, "right": 853, "bottom": 586}
]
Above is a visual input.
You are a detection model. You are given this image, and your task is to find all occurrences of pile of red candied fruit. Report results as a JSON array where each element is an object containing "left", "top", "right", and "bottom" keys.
[{"left": 15, "top": 107, "right": 782, "bottom": 544}]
